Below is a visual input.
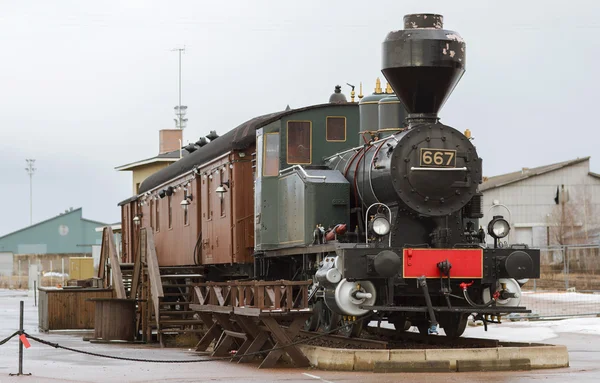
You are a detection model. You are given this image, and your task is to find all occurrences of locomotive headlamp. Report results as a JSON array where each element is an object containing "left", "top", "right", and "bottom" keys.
[
  {"left": 488, "top": 215, "right": 510, "bottom": 239},
  {"left": 371, "top": 214, "right": 391, "bottom": 236}
]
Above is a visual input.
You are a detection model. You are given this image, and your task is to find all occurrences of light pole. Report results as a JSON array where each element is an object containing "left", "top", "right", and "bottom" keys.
[
  {"left": 172, "top": 46, "right": 188, "bottom": 129},
  {"left": 25, "top": 159, "right": 36, "bottom": 225}
]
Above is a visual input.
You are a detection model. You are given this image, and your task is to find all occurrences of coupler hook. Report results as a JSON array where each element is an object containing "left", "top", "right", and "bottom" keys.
[{"left": 417, "top": 276, "right": 439, "bottom": 335}]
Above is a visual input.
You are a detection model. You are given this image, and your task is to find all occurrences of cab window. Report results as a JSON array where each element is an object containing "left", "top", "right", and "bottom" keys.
[
  {"left": 287, "top": 121, "right": 311, "bottom": 164},
  {"left": 263, "top": 133, "right": 280, "bottom": 176},
  {"left": 326, "top": 116, "right": 346, "bottom": 142}
]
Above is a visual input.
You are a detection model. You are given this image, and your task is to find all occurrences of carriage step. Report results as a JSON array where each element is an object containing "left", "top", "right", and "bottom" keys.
[
  {"left": 160, "top": 274, "right": 203, "bottom": 278},
  {"left": 161, "top": 284, "right": 191, "bottom": 288},
  {"left": 158, "top": 329, "right": 206, "bottom": 334},
  {"left": 159, "top": 319, "right": 204, "bottom": 325},
  {"left": 150, "top": 320, "right": 204, "bottom": 327},
  {"left": 159, "top": 310, "right": 196, "bottom": 315}
]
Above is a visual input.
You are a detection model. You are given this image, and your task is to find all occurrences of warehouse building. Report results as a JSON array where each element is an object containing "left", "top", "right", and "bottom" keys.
[
  {"left": 0, "top": 208, "right": 108, "bottom": 278},
  {"left": 480, "top": 157, "right": 600, "bottom": 247}
]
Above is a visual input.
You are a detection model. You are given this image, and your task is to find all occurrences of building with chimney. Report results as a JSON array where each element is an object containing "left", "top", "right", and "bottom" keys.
[{"left": 116, "top": 129, "right": 183, "bottom": 194}]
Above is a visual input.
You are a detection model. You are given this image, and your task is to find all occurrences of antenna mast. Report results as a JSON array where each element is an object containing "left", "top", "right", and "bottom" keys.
[
  {"left": 172, "top": 46, "right": 188, "bottom": 129},
  {"left": 25, "top": 159, "right": 36, "bottom": 225}
]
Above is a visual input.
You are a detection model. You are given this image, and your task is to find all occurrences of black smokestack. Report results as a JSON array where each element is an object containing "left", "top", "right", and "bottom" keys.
[{"left": 381, "top": 14, "right": 466, "bottom": 120}]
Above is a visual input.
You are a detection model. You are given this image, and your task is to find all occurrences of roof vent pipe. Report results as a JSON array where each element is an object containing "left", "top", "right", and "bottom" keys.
[{"left": 206, "top": 131, "right": 219, "bottom": 141}]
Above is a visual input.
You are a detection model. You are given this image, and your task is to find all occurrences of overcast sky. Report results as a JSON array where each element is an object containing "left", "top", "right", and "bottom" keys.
[{"left": 0, "top": 0, "right": 598, "bottom": 235}]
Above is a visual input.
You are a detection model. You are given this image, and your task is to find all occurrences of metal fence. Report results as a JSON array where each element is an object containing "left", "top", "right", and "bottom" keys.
[{"left": 518, "top": 244, "right": 600, "bottom": 318}]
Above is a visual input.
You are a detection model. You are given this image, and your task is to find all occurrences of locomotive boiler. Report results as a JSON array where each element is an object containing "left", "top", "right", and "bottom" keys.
[{"left": 121, "top": 13, "right": 540, "bottom": 339}]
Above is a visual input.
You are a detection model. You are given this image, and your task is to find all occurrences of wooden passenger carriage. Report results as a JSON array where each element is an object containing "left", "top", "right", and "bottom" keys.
[{"left": 119, "top": 103, "right": 359, "bottom": 273}]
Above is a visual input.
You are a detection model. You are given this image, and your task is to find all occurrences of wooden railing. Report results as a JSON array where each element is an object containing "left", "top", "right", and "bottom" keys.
[
  {"left": 144, "top": 229, "right": 164, "bottom": 328},
  {"left": 192, "top": 280, "right": 311, "bottom": 311},
  {"left": 98, "top": 226, "right": 126, "bottom": 299}
]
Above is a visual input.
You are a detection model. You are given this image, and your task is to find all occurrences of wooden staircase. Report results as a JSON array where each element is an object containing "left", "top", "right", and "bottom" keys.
[
  {"left": 150, "top": 270, "right": 205, "bottom": 345},
  {"left": 100, "top": 227, "right": 207, "bottom": 346},
  {"left": 121, "top": 264, "right": 134, "bottom": 298}
]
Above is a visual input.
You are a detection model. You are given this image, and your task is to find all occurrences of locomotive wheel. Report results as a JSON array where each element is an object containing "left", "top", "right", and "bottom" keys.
[
  {"left": 320, "top": 303, "right": 341, "bottom": 333},
  {"left": 304, "top": 300, "right": 322, "bottom": 331},
  {"left": 338, "top": 316, "right": 365, "bottom": 338},
  {"left": 440, "top": 313, "right": 469, "bottom": 338}
]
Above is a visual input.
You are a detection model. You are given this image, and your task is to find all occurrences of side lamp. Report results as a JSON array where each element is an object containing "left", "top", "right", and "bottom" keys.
[
  {"left": 215, "top": 181, "right": 229, "bottom": 200},
  {"left": 180, "top": 194, "right": 193, "bottom": 210}
]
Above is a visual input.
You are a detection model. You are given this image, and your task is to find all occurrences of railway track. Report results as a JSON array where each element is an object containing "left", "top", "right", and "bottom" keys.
[
  {"left": 298, "top": 329, "right": 389, "bottom": 349},
  {"left": 297, "top": 326, "right": 504, "bottom": 350}
]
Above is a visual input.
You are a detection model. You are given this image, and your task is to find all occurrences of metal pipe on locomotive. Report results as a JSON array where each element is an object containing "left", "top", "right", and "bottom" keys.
[{"left": 312, "top": 13, "right": 540, "bottom": 336}]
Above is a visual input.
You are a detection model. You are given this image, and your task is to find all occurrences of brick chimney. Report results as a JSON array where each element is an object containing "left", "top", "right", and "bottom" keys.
[{"left": 159, "top": 129, "right": 183, "bottom": 154}]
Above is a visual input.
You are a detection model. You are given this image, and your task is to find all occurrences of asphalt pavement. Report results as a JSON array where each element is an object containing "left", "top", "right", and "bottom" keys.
[{"left": 0, "top": 290, "right": 599, "bottom": 383}]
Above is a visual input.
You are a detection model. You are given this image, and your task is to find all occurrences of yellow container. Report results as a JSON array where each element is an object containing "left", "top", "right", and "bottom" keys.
[{"left": 69, "top": 257, "right": 94, "bottom": 280}]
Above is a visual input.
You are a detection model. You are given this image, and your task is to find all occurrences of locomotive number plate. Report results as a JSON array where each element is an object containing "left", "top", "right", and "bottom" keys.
[{"left": 419, "top": 148, "right": 457, "bottom": 168}]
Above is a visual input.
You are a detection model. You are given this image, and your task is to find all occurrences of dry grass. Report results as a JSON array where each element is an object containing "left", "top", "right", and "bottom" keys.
[
  {"left": 0, "top": 275, "right": 70, "bottom": 289},
  {"left": 0, "top": 276, "right": 28, "bottom": 289},
  {"left": 522, "top": 271, "right": 600, "bottom": 291}
]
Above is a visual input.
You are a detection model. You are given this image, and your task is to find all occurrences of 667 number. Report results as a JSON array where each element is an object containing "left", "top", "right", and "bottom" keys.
[{"left": 420, "top": 149, "right": 456, "bottom": 167}]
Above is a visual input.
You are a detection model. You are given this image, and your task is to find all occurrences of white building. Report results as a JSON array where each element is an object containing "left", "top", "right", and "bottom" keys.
[{"left": 480, "top": 157, "right": 600, "bottom": 247}]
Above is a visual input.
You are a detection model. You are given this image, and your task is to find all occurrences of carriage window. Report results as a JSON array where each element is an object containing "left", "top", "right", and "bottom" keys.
[
  {"left": 150, "top": 200, "right": 154, "bottom": 229},
  {"left": 155, "top": 200, "right": 160, "bottom": 232},
  {"left": 168, "top": 194, "right": 173, "bottom": 229},
  {"left": 263, "top": 133, "right": 280, "bottom": 176},
  {"left": 326, "top": 116, "right": 346, "bottom": 142},
  {"left": 287, "top": 121, "right": 311, "bottom": 164},
  {"left": 207, "top": 176, "right": 212, "bottom": 220},
  {"left": 220, "top": 169, "right": 226, "bottom": 217}
]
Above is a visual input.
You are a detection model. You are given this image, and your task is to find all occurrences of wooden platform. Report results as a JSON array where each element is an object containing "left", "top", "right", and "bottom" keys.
[{"left": 189, "top": 280, "right": 313, "bottom": 368}]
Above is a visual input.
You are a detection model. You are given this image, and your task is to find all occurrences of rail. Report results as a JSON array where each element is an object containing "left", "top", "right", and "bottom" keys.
[
  {"left": 410, "top": 167, "right": 468, "bottom": 171},
  {"left": 99, "top": 226, "right": 126, "bottom": 299},
  {"left": 279, "top": 165, "right": 326, "bottom": 181},
  {"left": 323, "top": 147, "right": 361, "bottom": 162},
  {"left": 145, "top": 229, "right": 164, "bottom": 328}
]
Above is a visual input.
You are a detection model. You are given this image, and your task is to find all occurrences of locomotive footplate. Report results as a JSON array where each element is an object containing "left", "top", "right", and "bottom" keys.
[{"left": 359, "top": 305, "right": 531, "bottom": 314}]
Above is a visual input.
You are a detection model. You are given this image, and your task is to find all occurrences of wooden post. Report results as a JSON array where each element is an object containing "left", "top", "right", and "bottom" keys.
[
  {"left": 98, "top": 229, "right": 107, "bottom": 283},
  {"left": 9, "top": 301, "right": 31, "bottom": 376}
]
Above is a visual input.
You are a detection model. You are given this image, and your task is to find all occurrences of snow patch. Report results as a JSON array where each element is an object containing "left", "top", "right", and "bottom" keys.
[
  {"left": 370, "top": 317, "right": 600, "bottom": 343},
  {"left": 446, "top": 33, "right": 464, "bottom": 42},
  {"left": 523, "top": 291, "right": 600, "bottom": 303}
]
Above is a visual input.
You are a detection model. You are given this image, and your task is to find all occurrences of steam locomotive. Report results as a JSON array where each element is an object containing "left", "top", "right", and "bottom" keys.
[{"left": 120, "top": 13, "right": 540, "bottom": 338}]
